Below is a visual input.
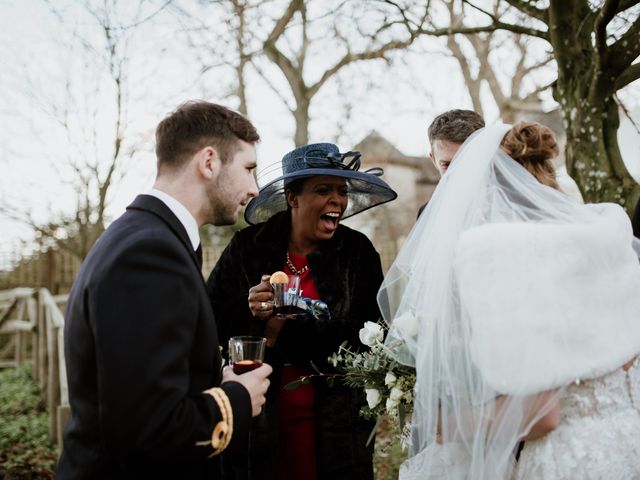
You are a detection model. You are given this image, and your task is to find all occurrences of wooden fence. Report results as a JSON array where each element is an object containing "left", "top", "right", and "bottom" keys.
[
  {"left": 0, "top": 250, "right": 81, "bottom": 294},
  {"left": 0, "top": 288, "right": 69, "bottom": 447},
  {"left": 0, "top": 241, "right": 399, "bottom": 295},
  {"left": 0, "top": 246, "right": 230, "bottom": 294}
]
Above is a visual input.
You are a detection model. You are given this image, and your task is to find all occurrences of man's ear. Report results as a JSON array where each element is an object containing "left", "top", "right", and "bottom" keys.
[
  {"left": 285, "top": 190, "right": 298, "bottom": 208},
  {"left": 197, "top": 146, "right": 220, "bottom": 180}
]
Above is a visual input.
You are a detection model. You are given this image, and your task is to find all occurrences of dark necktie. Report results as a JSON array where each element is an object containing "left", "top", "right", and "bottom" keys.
[{"left": 195, "top": 244, "right": 203, "bottom": 270}]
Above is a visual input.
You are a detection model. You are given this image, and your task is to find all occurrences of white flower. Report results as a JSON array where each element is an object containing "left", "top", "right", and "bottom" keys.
[
  {"left": 386, "top": 396, "right": 398, "bottom": 413},
  {"left": 384, "top": 372, "right": 397, "bottom": 387},
  {"left": 359, "top": 321, "right": 384, "bottom": 347},
  {"left": 390, "top": 385, "right": 403, "bottom": 402},
  {"left": 393, "top": 311, "right": 419, "bottom": 338},
  {"left": 365, "top": 388, "right": 381, "bottom": 409},
  {"left": 403, "top": 390, "right": 413, "bottom": 403}
]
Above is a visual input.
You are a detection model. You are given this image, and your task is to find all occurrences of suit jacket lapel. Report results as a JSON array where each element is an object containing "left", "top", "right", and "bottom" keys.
[{"left": 127, "top": 194, "right": 202, "bottom": 274}]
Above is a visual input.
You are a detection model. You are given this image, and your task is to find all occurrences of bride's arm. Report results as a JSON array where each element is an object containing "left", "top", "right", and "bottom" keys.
[
  {"left": 519, "top": 355, "right": 638, "bottom": 442},
  {"left": 493, "top": 390, "right": 561, "bottom": 441},
  {"left": 436, "top": 390, "right": 561, "bottom": 443},
  {"left": 520, "top": 394, "right": 561, "bottom": 441}
]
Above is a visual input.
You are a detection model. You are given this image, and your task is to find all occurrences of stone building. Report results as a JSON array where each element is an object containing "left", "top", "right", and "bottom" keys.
[{"left": 342, "top": 131, "right": 439, "bottom": 270}]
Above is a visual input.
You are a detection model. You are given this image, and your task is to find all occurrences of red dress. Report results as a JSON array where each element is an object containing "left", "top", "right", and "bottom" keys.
[{"left": 276, "top": 252, "right": 319, "bottom": 480}]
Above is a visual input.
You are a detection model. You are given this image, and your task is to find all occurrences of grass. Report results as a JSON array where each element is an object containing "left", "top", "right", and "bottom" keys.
[
  {"left": 0, "top": 364, "right": 57, "bottom": 479},
  {"left": 373, "top": 415, "right": 407, "bottom": 479}
]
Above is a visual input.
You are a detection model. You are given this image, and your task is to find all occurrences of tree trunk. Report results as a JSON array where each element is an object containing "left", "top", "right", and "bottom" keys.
[
  {"left": 549, "top": 0, "right": 640, "bottom": 210},
  {"left": 232, "top": 0, "right": 249, "bottom": 116},
  {"left": 293, "top": 96, "right": 310, "bottom": 146},
  {"left": 561, "top": 90, "right": 639, "bottom": 208}
]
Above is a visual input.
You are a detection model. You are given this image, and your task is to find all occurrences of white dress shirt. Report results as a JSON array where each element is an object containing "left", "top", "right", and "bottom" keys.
[{"left": 147, "top": 188, "right": 200, "bottom": 251}]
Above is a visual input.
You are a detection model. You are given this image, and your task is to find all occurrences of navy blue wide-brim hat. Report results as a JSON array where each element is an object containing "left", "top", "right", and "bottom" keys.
[{"left": 244, "top": 142, "right": 398, "bottom": 225}]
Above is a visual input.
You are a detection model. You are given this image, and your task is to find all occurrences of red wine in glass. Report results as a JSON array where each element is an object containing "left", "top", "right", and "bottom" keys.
[
  {"left": 232, "top": 359, "right": 263, "bottom": 374},
  {"left": 274, "top": 305, "right": 298, "bottom": 317}
]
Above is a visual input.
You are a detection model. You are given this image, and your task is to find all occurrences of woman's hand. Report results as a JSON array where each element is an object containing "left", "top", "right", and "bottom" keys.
[{"left": 248, "top": 275, "right": 274, "bottom": 319}]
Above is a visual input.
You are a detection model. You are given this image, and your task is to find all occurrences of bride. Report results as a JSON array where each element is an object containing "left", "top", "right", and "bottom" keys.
[{"left": 378, "top": 122, "right": 640, "bottom": 479}]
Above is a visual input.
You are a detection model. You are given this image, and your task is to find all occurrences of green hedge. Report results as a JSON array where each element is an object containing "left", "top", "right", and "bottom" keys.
[{"left": 0, "top": 365, "right": 57, "bottom": 479}]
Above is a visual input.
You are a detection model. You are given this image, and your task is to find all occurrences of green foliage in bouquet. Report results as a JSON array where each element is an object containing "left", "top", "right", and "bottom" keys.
[{"left": 286, "top": 320, "right": 416, "bottom": 429}]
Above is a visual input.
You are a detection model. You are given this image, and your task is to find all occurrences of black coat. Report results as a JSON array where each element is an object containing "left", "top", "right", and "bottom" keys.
[
  {"left": 57, "top": 195, "right": 251, "bottom": 480},
  {"left": 206, "top": 211, "right": 382, "bottom": 480}
]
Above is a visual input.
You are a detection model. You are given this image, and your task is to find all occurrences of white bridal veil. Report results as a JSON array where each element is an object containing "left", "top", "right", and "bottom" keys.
[{"left": 378, "top": 124, "right": 640, "bottom": 479}]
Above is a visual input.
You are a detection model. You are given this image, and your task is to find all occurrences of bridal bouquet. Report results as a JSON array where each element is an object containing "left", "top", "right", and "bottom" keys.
[{"left": 287, "top": 320, "right": 416, "bottom": 428}]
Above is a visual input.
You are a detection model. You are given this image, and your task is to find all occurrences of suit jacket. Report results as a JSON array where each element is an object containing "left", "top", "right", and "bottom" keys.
[
  {"left": 207, "top": 211, "right": 379, "bottom": 480},
  {"left": 57, "top": 195, "right": 251, "bottom": 480}
]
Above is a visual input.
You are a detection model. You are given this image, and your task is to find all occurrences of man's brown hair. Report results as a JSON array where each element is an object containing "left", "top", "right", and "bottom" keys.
[
  {"left": 155, "top": 101, "right": 259, "bottom": 173},
  {"left": 428, "top": 109, "right": 485, "bottom": 146}
]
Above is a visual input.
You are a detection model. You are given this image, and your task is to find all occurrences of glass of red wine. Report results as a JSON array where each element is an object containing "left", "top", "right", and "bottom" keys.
[
  {"left": 229, "top": 336, "right": 266, "bottom": 374},
  {"left": 272, "top": 275, "right": 301, "bottom": 319}
]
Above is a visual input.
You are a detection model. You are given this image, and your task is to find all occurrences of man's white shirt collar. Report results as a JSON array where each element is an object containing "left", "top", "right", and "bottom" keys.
[{"left": 147, "top": 188, "right": 200, "bottom": 250}]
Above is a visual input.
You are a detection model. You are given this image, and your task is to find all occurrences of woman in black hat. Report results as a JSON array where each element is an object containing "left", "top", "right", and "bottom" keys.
[{"left": 206, "top": 143, "right": 397, "bottom": 480}]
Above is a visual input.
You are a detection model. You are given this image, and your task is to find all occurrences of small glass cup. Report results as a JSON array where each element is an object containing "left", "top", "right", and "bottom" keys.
[
  {"left": 228, "top": 336, "right": 266, "bottom": 374},
  {"left": 272, "top": 275, "right": 301, "bottom": 319}
]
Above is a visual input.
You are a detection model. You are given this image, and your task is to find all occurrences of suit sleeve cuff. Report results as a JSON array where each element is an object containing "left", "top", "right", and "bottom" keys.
[{"left": 220, "top": 381, "right": 252, "bottom": 454}]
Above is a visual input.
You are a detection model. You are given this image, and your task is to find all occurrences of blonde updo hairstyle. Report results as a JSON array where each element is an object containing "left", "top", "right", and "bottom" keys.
[{"left": 500, "top": 122, "right": 560, "bottom": 190}]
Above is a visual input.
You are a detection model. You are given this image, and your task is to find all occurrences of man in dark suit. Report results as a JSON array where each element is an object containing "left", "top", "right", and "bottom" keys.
[
  {"left": 417, "top": 109, "right": 485, "bottom": 217},
  {"left": 57, "top": 101, "right": 272, "bottom": 479}
]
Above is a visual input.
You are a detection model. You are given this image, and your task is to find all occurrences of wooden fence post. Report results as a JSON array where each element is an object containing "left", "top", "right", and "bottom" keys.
[
  {"left": 46, "top": 301, "right": 61, "bottom": 443},
  {"left": 37, "top": 290, "right": 48, "bottom": 393},
  {"left": 27, "top": 296, "right": 38, "bottom": 380},
  {"left": 13, "top": 298, "right": 26, "bottom": 365},
  {"left": 46, "top": 249, "right": 57, "bottom": 294},
  {"left": 56, "top": 321, "right": 70, "bottom": 447}
]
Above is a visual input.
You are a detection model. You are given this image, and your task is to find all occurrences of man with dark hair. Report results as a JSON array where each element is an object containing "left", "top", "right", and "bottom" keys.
[
  {"left": 418, "top": 109, "right": 485, "bottom": 217},
  {"left": 428, "top": 109, "right": 485, "bottom": 175},
  {"left": 58, "top": 101, "right": 272, "bottom": 480}
]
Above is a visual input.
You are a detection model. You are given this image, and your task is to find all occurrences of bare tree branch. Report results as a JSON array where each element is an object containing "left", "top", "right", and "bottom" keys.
[
  {"left": 447, "top": 33, "right": 485, "bottom": 114},
  {"left": 610, "top": 13, "right": 640, "bottom": 72},
  {"left": 250, "top": 61, "right": 295, "bottom": 112},
  {"left": 615, "top": 61, "right": 640, "bottom": 89},
  {"left": 309, "top": 34, "right": 419, "bottom": 97},
  {"left": 263, "top": 0, "right": 305, "bottom": 98},
  {"left": 6, "top": 1, "right": 158, "bottom": 259},
  {"left": 297, "top": 2, "right": 308, "bottom": 71},
  {"left": 617, "top": 0, "right": 640, "bottom": 13},
  {"left": 500, "top": 0, "right": 547, "bottom": 21},
  {"left": 417, "top": 20, "right": 548, "bottom": 40},
  {"left": 595, "top": 0, "right": 621, "bottom": 64},
  {"left": 264, "top": 0, "right": 304, "bottom": 46},
  {"left": 521, "top": 54, "right": 553, "bottom": 77},
  {"left": 522, "top": 79, "right": 555, "bottom": 102},
  {"left": 231, "top": 0, "right": 250, "bottom": 115}
]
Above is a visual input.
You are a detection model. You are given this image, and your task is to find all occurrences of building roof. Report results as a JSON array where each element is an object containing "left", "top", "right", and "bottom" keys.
[{"left": 354, "top": 131, "right": 440, "bottom": 183}]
